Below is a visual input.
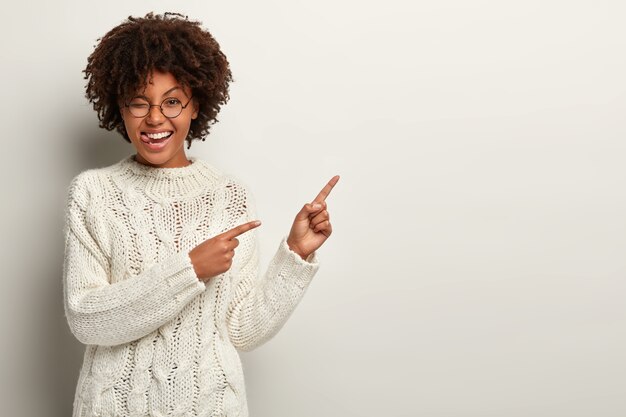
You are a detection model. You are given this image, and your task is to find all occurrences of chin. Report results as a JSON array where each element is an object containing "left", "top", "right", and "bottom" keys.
[
  {"left": 139, "top": 152, "right": 172, "bottom": 164},
  {"left": 129, "top": 132, "right": 187, "bottom": 167}
]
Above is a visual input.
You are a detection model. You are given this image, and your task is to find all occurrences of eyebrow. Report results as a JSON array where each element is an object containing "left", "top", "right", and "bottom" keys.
[{"left": 133, "top": 86, "right": 188, "bottom": 100}]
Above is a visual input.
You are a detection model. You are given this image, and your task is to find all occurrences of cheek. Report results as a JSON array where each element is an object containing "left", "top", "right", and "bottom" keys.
[
  {"left": 120, "top": 114, "right": 139, "bottom": 137},
  {"left": 174, "top": 118, "right": 194, "bottom": 134}
]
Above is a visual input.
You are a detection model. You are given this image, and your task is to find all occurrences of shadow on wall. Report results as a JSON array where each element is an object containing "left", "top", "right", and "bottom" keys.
[
  {"left": 50, "top": 118, "right": 132, "bottom": 417},
  {"left": 69, "top": 119, "right": 134, "bottom": 174}
]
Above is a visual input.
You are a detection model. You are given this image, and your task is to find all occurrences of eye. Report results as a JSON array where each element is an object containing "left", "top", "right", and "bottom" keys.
[
  {"left": 163, "top": 98, "right": 182, "bottom": 108},
  {"left": 128, "top": 99, "right": 149, "bottom": 109}
]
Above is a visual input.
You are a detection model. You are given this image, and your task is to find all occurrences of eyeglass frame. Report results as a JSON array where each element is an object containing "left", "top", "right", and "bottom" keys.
[{"left": 123, "top": 95, "right": 195, "bottom": 119}]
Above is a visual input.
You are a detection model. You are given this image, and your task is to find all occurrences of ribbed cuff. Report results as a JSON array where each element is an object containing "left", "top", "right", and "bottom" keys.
[
  {"left": 274, "top": 237, "right": 320, "bottom": 289},
  {"left": 160, "top": 251, "right": 206, "bottom": 300}
]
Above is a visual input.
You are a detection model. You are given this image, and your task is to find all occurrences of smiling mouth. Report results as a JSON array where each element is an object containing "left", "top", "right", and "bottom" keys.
[{"left": 141, "top": 131, "right": 173, "bottom": 142}]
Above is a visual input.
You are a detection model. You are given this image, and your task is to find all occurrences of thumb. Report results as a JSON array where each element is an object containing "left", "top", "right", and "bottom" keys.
[{"left": 295, "top": 202, "right": 323, "bottom": 220}]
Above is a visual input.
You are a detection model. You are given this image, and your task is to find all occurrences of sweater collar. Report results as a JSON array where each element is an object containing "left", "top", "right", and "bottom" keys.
[
  {"left": 123, "top": 154, "right": 204, "bottom": 179},
  {"left": 112, "top": 154, "right": 223, "bottom": 199}
]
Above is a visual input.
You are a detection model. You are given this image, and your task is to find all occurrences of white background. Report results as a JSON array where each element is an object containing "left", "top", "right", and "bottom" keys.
[{"left": 1, "top": 1, "right": 625, "bottom": 416}]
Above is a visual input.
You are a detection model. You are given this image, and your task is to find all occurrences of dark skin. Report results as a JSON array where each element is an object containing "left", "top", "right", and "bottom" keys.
[{"left": 189, "top": 175, "right": 340, "bottom": 281}]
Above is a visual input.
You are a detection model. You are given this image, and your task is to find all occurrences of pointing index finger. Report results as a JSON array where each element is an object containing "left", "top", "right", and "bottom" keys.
[
  {"left": 221, "top": 220, "right": 262, "bottom": 240},
  {"left": 313, "top": 175, "right": 340, "bottom": 203}
]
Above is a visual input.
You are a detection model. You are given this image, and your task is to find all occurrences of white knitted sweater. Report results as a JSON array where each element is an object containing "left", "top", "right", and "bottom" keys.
[{"left": 62, "top": 154, "right": 319, "bottom": 417}]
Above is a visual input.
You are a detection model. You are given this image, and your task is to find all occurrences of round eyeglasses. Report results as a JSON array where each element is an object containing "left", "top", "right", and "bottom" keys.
[{"left": 124, "top": 96, "right": 194, "bottom": 118}]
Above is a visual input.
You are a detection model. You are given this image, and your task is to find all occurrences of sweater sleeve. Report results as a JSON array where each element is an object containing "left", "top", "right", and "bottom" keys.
[
  {"left": 225, "top": 183, "right": 320, "bottom": 352},
  {"left": 62, "top": 173, "right": 206, "bottom": 347}
]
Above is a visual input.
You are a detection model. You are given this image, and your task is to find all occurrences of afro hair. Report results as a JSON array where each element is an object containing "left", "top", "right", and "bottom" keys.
[{"left": 83, "top": 12, "right": 233, "bottom": 148}]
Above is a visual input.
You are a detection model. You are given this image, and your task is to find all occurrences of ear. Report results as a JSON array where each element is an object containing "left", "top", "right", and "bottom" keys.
[
  {"left": 118, "top": 101, "right": 126, "bottom": 120},
  {"left": 191, "top": 99, "right": 199, "bottom": 120}
]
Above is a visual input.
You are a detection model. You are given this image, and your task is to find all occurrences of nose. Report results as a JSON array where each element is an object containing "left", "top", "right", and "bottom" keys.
[{"left": 146, "top": 105, "right": 165, "bottom": 125}]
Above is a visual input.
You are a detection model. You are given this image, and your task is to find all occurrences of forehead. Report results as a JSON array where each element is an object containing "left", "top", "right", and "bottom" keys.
[{"left": 133, "top": 70, "right": 191, "bottom": 97}]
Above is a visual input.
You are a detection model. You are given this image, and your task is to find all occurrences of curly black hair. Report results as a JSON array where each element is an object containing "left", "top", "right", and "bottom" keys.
[{"left": 83, "top": 12, "right": 233, "bottom": 149}]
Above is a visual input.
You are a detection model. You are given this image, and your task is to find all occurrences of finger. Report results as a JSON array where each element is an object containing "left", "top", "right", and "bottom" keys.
[
  {"left": 311, "top": 201, "right": 328, "bottom": 211},
  {"left": 315, "top": 220, "right": 332, "bottom": 237},
  {"left": 313, "top": 219, "right": 330, "bottom": 230},
  {"left": 295, "top": 203, "right": 324, "bottom": 221},
  {"left": 221, "top": 220, "right": 262, "bottom": 240},
  {"left": 309, "top": 210, "right": 329, "bottom": 228},
  {"left": 312, "top": 175, "right": 340, "bottom": 204},
  {"left": 223, "top": 241, "right": 237, "bottom": 254},
  {"left": 221, "top": 239, "right": 238, "bottom": 252}
]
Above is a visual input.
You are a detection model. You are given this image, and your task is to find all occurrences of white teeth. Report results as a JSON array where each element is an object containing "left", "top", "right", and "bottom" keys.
[{"left": 145, "top": 131, "right": 172, "bottom": 139}]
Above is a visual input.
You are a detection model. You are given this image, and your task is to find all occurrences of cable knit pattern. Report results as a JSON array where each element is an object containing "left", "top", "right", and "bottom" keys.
[{"left": 62, "top": 154, "right": 319, "bottom": 417}]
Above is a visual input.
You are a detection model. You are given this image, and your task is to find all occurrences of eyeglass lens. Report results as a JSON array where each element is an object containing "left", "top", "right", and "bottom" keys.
[{"left": 127, "top": 98, "right": 184, "bottom": 118}]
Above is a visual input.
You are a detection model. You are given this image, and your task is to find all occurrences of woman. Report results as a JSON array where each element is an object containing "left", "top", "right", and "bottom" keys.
[{"left": 63, "top": 12, "right": 338, "bottom": 417}]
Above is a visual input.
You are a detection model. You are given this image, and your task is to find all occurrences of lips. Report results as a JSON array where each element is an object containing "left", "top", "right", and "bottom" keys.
[
  {"left": 141, "top": 131, "right": 173, "bottom": 142},
  {"left": 140, "top": 131, "right": 174, "bottom": 150}
]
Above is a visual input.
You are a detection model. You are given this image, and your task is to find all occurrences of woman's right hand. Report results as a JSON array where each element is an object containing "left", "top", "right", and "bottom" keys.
[{"left": 188, "top": 220, "right": 262, "bottom": 282}]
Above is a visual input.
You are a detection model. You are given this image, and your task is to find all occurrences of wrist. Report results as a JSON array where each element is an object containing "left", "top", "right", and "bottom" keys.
[
  {"left": 286, "top": 238, "right": 309, "bottom": 260},
  {"left": 188, "top": 250, "right": 202, "bottom": 281}
]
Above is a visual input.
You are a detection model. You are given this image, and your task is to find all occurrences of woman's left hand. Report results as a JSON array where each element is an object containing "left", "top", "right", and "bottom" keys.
[{"left": 287, "top": 175, "right": 340, "bottom": 260}]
